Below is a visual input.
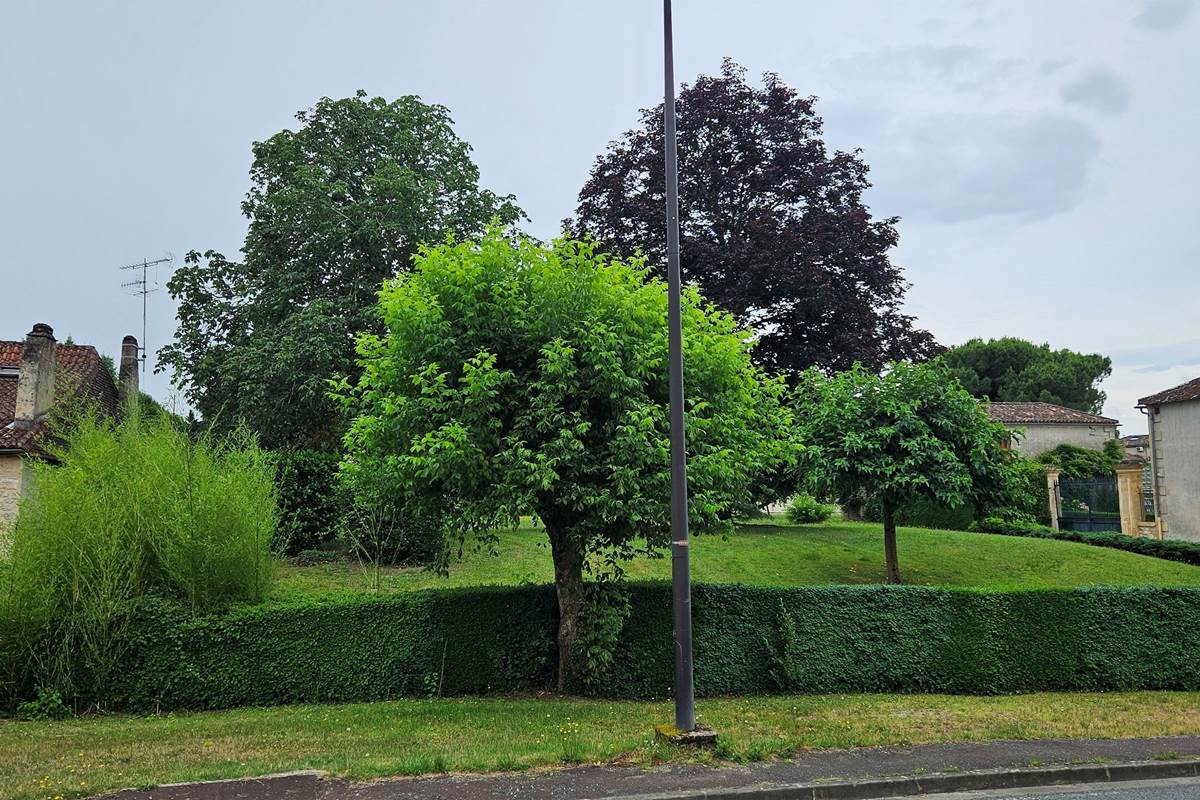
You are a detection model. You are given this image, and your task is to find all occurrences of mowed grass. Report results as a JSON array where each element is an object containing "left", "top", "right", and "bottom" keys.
[
  {"left": 6, "top": 692, "right": 1200, "bottom": 800},
  {"left": 273, "top": 519, "right": 1200, "bottom": 601}
]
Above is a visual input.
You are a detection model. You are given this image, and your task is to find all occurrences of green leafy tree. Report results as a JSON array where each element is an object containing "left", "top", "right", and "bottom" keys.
[
  {"left": 1037, "top": 439, "right": 1126, "bottom": 479},
  {"left": 944, "top": 337, "right": 1112, "bottom": 414},
  {"left": 159, "top": 91, "right": 522, "bottom": 449},
  {"left": 334, "top": 230, "right": 799, "bottom": 688},
  {"left": 795, "top": 361, "right": 1012, "bottom": 583}
]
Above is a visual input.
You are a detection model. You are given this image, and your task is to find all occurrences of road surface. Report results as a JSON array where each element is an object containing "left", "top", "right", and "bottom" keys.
[{"left": 932, "top": 776, "right": 1200, "bottom": 799}]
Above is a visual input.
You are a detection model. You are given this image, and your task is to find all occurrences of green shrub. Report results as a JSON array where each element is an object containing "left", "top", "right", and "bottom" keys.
[
  {"left": 998, "top": 457, "right": 1052, "bottom": 526},
  {"left": 1037, "top": 439, "right": 1125, "bottom": 479},
  {"left": 862, "top": 496, "right": 976, "bottom": 531},
  {"left": 17, "top": 688, "right": 72, "bottom": 721},
  {"left": 63, "top": 581, "right": 1200, "bottom": 711},
  {"left": 971, "top": 516, "right": 1200, "bottom": 568},
  {"left": 0, "top": 412, "right": 277, "bottom": 707},
  {"left": 271, "top": 448, "right": 345, "bottom": 554},
  {"left": 785, "top": 495, "right": 835, "bottom": 524}
]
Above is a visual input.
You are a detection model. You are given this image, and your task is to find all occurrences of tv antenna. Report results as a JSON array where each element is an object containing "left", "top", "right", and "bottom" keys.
[{"left": 120, "top": 255, "right": 172, "bottom": 371}]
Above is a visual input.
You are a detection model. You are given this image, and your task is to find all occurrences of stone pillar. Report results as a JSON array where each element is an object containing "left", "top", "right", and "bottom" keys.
[
  {"left": 1045, "top": 467, "right": 1061, "bottom": 531},
  {"left": 1115, "top": 460, "right": 1146, "bottom": 537}
]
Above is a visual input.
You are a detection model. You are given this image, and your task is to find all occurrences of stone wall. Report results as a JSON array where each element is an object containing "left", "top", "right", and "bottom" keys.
[
  {"left": 0, "top": 453, "right": 26, "bottom": 554},
  {"left": 1150, "top": 399, "right": 1200, "bottom": 541},
  {"left": 1009, "top": 422, "right": 1118, "bottom": 458}
]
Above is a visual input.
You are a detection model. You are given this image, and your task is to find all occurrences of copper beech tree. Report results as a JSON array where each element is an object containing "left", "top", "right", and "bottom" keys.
[
  {"left": 334, "top": 230, "right": 800, "bottom": 689},
  {"left": 570, "top": 59, "right": 939, "bottom": 378}
]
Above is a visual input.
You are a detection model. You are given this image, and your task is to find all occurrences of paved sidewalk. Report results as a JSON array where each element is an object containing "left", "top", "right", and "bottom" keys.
[{"left": 97, "top": 735, "right": 1200, "bottom": 800}]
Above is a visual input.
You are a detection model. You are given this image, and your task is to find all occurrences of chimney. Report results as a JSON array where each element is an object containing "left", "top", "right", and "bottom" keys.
[
  {"left": 13, "top": 323, "right": 57, "bottom": 428},
  {"left": 118, "top": 335, "right": 140, "bottom": 414}
]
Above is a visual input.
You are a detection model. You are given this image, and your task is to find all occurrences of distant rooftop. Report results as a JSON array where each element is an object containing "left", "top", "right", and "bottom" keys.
[
  {"left": 985, "top": 401, "right": 1118, "bottom": 426},
  {"left": 1139, "top": 377, "right": 1200, "bottom": 407}
]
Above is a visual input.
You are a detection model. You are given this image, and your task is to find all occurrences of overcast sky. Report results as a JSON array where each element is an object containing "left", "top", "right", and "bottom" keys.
[{"left": 3, "top": 0, "right": 1197, "bottom": 432}]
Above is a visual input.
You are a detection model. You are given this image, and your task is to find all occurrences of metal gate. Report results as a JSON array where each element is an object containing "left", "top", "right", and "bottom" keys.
[{"left": 1058, "top": 476, "right": 1121, "bottom": 532}]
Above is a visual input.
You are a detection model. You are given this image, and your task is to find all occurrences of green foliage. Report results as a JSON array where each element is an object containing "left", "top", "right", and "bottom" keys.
[
  {"left": 575, "top": 582, "right": 633, "bottom": 693},
  {"left": 42, "top": 582, "right": 1200, "bottom": 711},
  {"left": 17, "top": 687, "right": 72, "bottom": 721},
  {"left": 945, "top": 337, "right": 1112, "bottom": 414},
  {"left": 271, "top": 448, "right": 345, "bottom": 554},
  {"left": 797, "top": 361, "right": 1012, "bottom": 512},
  {"left": 334, "top": 229, "right": 800, "bottom": 685},
  {"left": 862, "top": 496, "right": 977, "bottom": 531},
  {"left": 1000, "top": 457, "right": 1053, "bottom": 525},
  {"left": 0, "top": 412, "right": 277, "bottom": 706},
  {"left": 971, "top": 516, "right": 1200, "bottom": 568},
  {"left": 1037, "top": 439, "right": 1126, "bottom": 479},
  {"left": 785, "top": 495, "right": 835, "bottom": 524},
  {"left": 160, "top": 91, "right": 523, "bottom": 449}
]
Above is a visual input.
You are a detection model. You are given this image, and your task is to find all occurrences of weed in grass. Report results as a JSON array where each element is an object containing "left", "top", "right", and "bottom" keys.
[{"left": 1153, "top": 751, "right": 1181, "bottom": 761}]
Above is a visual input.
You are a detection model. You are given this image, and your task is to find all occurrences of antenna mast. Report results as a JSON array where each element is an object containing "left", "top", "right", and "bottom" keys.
[{"left": 119, "top": 256, "right": 171, "bottom": 371}]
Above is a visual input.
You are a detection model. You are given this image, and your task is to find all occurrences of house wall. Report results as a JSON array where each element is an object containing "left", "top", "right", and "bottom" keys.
[
  {"left": 1008, "top": 423, "right": 1118, "bottom": 458},
  {"left": 1149, "top": 399, "right": 1200, "bottom": 541},
  {"left": 0, "top": 453, "right": 27, "bottom": 552}
]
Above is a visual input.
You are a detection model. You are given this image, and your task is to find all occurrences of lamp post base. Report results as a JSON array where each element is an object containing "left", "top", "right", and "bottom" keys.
[{"left": 655, "top": 723, "right": 718, "bottom": 747}]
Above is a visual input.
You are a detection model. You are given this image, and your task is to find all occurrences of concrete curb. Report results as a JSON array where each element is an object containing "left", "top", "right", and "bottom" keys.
[{"left": 594, "top": 758, "right": 1200, "bottom": 800}]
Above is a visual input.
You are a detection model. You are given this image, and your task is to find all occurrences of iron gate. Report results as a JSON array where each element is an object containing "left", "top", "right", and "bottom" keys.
[{"left": 1058, "top": 475, "right": 1121, "bottom": 532}]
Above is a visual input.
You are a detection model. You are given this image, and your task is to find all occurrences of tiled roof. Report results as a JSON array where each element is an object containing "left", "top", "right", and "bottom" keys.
[
  {"left": 0, "top": 339, "right": 118, "bottom": 454},
  {"left": 1139, "top": 377, "right": 1200, "bottom": 407},
  {"left": 985, "top": 401, "right": 1119, "bottom": 426},
  {"left": 1121, "top": 434, "right": 1149, "bottom": 448}
]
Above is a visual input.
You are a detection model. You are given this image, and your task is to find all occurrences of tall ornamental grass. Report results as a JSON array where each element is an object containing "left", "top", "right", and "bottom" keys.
[{"left": 0, "top": 411, "right": 277, "bottom": 707}]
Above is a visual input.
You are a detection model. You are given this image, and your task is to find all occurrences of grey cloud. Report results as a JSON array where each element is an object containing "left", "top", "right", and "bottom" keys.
[
  {"left": 1134, "top": 0, "right": 1195, "bottom": 29},
  {"left": 1112, "top": 339, "right": 1200, "bottom": 370},
  {"left": 824, "top": 46, "right": 1023, "bottom": 95},
  {"left": 1061, "top": 69, "right": 1131, "bottom": 114},
  {"left": 864, "top": 114, "right": 1101, "bottom": 224}
]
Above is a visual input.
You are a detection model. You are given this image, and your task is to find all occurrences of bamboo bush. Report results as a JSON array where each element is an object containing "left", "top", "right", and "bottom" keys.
[{"left": 0, "top": 409, "right": 277, "bottom": 708}]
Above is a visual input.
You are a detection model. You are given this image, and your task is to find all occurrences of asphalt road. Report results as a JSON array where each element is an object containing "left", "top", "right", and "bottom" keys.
[{"left": 931, "top": 776, "right": 1200, "bottom": 799}]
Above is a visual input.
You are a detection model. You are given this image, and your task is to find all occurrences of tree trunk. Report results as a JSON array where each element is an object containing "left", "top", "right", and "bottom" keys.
[
  {"left": 547, "top": 527, "right": 585, "bottom": 692},
  {"left": 882, "top": 499, "right": 902, "bottom": 584}
]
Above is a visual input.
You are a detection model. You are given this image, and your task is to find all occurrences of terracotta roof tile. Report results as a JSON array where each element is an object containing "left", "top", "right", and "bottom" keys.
[
  {"left": 985, "top": 401, "right": 1119, "bottom": 426},
  {"left": 0, "top": 339, "right": 119, "bottom": 455},
  {"left": 1139, "top": 377, "right": 1200, "bottom": 407}
]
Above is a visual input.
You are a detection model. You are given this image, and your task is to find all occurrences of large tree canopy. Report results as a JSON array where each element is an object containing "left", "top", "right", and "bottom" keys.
[
  {"left": 795, "top": 361, "right": 1013, "bottom": 584},
  {"left": 334, "top": 230, "right": 800, "bottom": 689},
  {"left": 944, "top": 337, "right": 1112, "bottom": 414},
  {"left": 569, "top": 59, "right": 939, "bottom": 377},
  {"left": 160, "top": 91, "right": 522, "bottom": 449}
]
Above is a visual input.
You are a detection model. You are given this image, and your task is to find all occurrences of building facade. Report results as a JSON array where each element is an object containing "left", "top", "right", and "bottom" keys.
[
  {"left": 1140, "top": 377, "right": 1200, "bottom": 542},
  {"left": 985, "top": 401, "right": 1120, "bottom": 458},
  {"left": 0, "top": 323, "right": 138, "bottom": 532}
]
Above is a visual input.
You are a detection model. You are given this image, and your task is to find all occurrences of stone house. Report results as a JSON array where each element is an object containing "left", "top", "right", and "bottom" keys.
[
  {"left": 1139, "top": 377, "right": 1200, "bottom": 541},
  {"left": 985, "top": 401, "right": 1120, "bottom": 458},
  {"left": 1121, "top": 434, "right": 1150, "bottom": 460},
  {"left": 0, "top": 323, "right": 139, "bottom": 530}
]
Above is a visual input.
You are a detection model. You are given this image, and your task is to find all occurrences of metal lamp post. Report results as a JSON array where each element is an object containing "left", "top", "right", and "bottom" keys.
[{"left": 663, "top": 0, "right": 697, "bottom": 735}]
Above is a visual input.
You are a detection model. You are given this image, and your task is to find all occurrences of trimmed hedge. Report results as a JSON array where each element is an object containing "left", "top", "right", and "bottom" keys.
[
  {"left": 101, "top": 582, "right": 1200, "bottom": 711},
  {"left": 971, "top": 517, "right": 1200, "bottom": 568}
]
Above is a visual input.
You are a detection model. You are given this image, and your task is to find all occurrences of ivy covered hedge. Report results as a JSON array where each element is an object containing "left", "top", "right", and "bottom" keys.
[{"left": 99, "top": 582, "right": 1200, "bottom": 711}]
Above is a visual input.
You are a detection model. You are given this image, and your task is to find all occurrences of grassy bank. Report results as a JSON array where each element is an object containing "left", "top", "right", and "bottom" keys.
[
  {"left": 273, "top": 519, "right": 1200, "bottom": 601},
  {"left": 6, "top": 692, "right": 1200, "bottom": 800}
]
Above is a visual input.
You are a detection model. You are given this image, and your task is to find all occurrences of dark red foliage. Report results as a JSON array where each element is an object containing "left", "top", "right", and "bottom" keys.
[{"left": 568, "top": 59, "right": 940, "bottom": 376}]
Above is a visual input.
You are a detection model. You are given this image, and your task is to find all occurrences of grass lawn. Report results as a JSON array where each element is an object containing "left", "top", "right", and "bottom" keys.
[
  {"left": 6, "top": 692, "right": 1200, "bottom": 800},
  {"left": 272, "top": 519, "right": 1200, "bottom": 601}
]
